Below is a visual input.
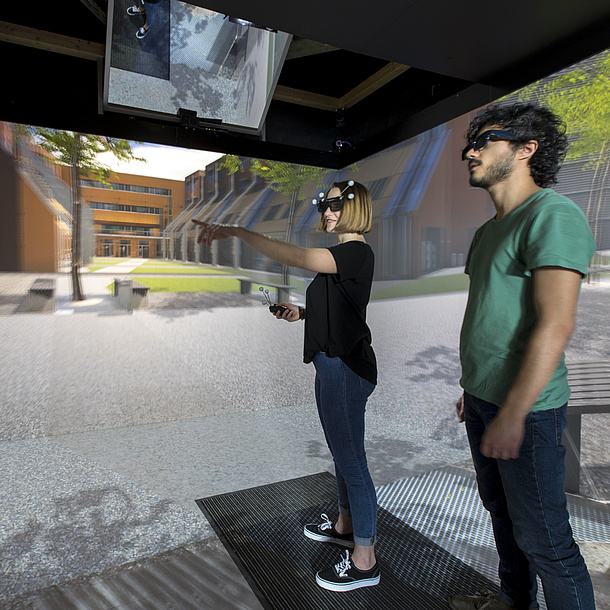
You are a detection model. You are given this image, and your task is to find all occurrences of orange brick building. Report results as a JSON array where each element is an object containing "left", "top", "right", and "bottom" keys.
[
  {"left": 69, "top": 171, "right": 186, "bottom": 259},
  {"left": 0, "top": 122, "right": 72, "bottom": 272},
  {"left": 0, "top": 121, "right": 187, "bottom": 271}
]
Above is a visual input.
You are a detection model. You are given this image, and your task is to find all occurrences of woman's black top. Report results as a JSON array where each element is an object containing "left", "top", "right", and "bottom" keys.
[{"left": 303, "top": 240, "right": 377, "bottom": 385}]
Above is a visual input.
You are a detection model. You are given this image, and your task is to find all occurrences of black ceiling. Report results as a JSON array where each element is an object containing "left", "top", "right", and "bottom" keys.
[{"left": 2, "top": 0, "right": 610, "bottom": 168}]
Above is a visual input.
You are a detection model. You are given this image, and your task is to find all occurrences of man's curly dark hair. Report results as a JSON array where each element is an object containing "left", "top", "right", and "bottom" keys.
[{"left": 466, "top": 103, "right": 568, "bottom": 188}]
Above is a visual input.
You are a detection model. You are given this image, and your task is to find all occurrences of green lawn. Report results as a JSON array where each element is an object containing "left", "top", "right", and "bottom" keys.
[
  {"left": 140, "top": 260, "right": 194, "bottom": 267},
  {"left": 87, "top": 258, "right": 129, "bottom": 272},
  {"left": 92, "top": 257, "right": 129, "bottom": 264},
  {"left": 104, "top": 263, "right": 470, "bottom": 299},
  {"left": 106, "top": 278, "right": 295, "bottom": 297},
  {"left": 144, "top": 278, "right": 239, "bottom": 293},
  {"left": 108, "top": 278, "right": 242, "bottom": 293},
  {"left": 371, "top": 274, "right": 470, "bottom": 300},
  {"left": 131, "top": 267, "right": 233, "bottom": 275}
]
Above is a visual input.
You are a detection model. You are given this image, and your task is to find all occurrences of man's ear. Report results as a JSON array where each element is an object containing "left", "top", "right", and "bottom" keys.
[{"left": 519, "top": 139, "right": 539, "bottom": 161}]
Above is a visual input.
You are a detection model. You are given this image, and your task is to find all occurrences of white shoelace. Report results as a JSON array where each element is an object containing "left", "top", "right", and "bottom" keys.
[
  {"left": 319, "top": 513, "right": 333, "bottom": 531},
  {"left": 335, "top": 550, "right": 352, "bottom": 577}
]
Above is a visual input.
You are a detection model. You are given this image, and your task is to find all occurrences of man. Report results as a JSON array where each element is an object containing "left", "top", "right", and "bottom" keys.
[{"left": 450, "top": 104, "right": 596, "bottom": 610}]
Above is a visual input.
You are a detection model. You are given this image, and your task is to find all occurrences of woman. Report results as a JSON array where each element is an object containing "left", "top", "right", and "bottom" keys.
[{"left": 193, "top": 180, "right": 379, "bottom": 592}]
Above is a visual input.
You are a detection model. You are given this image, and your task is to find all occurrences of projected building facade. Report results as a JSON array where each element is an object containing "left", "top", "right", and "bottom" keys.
[
  {"left": 78, "top": 173, "right": 185, "bottom": 259},
  {"left": 168, "top": 112, "right": 494, "bottom": 281}
]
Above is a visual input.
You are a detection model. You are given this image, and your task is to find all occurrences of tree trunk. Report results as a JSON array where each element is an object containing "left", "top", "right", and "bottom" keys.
[
  {"left": 593, "top": 154, "right": 610, "bottom": 247},
  {"left": 282, "top": 187, "right": 299, "bottom": 287},
  {"left": 584, "top": 140, "right": 609, "bottom": 250},
  {"left": 282, "top": 165, "right": 304, "bottom": 288},
  {"left": 585, "top": 141, "right": 606, "bottom": 224},
  {"left": 70, "top": 135, "right": 85, "bottom": 301}
]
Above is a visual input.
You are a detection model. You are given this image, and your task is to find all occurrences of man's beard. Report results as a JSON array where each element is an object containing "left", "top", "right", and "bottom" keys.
[{"left": 469, "top": 154, "right": 515, "bottom": 189}]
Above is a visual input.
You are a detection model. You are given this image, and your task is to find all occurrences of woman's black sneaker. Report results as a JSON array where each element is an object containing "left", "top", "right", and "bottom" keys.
[
  {"left": 304, "top": 513, "right": 354, "bottom": 548},
  {"left": 316, "top": 550, "right": 380, "bottom": 591}
]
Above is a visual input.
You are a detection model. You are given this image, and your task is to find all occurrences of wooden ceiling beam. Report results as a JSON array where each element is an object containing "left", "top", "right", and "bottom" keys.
[
  {"left": 341, "top": 62, "right": 409, "bottom": 109},
  {"left": 0, "top": 21, "right": 105, "bottom": 61},
  {"left": 272, "top": 86, "right": 340, "bottom": 111},
  {"left": 273, "top": 62, "right": 410, "bottom": 110}
]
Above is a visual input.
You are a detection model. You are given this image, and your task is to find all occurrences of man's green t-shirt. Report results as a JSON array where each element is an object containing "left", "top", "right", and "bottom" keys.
[{"left": 459, "top": 189, "right": 596, "bottom": 411}]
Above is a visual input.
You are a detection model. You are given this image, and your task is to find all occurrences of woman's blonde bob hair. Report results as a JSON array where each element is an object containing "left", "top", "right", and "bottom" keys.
[{"left": 317, "top": 180, "right": 372, "bottom": 234}]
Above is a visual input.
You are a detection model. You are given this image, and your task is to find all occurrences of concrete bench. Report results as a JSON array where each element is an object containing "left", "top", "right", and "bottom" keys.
[
  {"left": 27, "top": 278, "right": 55, "bottom": 312},
  {"left": 237, "top": 278, "right": 252, "bottom": 295},
  {"left": 114, "top": 277, "right": 149, "bottom": 311},
  {"left": 238, "top": 278, "right": 291, "bottom": 303},
  {"left": 564, "top": 361, "right": 610, "bottom": 494},
  {"left": 131, "top": 281, "right": 149, "bottom": 309}
]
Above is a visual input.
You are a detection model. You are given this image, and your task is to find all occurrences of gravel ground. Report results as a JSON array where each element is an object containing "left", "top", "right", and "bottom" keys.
[{"left": 0, "top": 281, "right": 607, "bottom": 483}]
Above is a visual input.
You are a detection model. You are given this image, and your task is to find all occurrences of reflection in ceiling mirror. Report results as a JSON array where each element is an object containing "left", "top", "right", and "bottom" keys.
[{"left": 104, "top": 0, "right": 292, "bottom": 133}]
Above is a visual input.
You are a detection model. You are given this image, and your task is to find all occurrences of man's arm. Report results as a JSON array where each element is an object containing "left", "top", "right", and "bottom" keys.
[{"left": 480, "top": 266, "right": 582, "bottom": 459}]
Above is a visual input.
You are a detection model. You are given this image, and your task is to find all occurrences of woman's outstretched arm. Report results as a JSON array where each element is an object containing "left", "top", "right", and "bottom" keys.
[{"left": 193, "top": 220, "right": 337, "bottom": 274}]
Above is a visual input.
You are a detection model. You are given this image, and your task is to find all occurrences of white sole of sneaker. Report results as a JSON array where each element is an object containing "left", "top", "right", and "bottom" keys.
[
  {"left": 315, "top": 573, "right": 380, "bottom": 591},
  {"left": 303, "top": 527, "right": 355, "bottom": 548}
]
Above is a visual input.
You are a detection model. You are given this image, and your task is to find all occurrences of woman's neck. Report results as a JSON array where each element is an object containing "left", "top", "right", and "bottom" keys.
[{"left": 337, "top": 232, "right": 366, "bottom": 244}]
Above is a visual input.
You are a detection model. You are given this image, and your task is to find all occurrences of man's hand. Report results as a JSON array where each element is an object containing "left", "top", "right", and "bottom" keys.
[
  {"left": 456, "top": 394, "right": 465, "bottom": 423},
  {"left": 480, "top": 410, "right": 526, "bottom": 460}
]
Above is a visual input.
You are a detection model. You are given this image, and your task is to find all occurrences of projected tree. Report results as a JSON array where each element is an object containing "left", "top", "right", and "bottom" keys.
[
  {"left": 21, "top": 128, "right": 144, "bottom": 301},
  {"left": 519, "top": 49, "right": 610, "bottom": 245},
  {"left": 221, "top": 156, "right": 328, "bottom": 285}
]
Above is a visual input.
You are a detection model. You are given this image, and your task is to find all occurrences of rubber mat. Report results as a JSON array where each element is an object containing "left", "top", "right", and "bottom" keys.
[{"left": 196, "top": 472, "right": 497, "bottom": 610}]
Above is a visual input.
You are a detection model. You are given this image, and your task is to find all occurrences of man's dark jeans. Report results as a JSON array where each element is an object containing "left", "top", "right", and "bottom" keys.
[{"left": 464, "top": 392, "right": 595, "bottom": 610}]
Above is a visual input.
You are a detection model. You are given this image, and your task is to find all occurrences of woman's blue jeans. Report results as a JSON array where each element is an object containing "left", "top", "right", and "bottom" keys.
[
  {"left": 464, "top": 392, "right": 595, "bottom": 610},
  {"left": 313, "top": 352, "right": 377, "bottom": 547}
]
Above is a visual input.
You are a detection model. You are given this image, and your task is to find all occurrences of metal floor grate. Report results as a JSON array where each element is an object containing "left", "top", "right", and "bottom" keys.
[{"left": 197, "top": 472, "right": 496, "bottom": 610}]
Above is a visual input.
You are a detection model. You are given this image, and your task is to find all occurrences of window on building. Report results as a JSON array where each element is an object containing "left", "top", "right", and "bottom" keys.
[
  {"left": 367, "top": 177, "right": 390, "bottom": 201},
  {"left": 102, "top": 239, "right": 114, "bottom": 257},
  {"left": 263, "top": 204, "right": 281, "bottom": 221},
  {"left": 89, "top": 202, "right": 162, "bottom": 215},
  {"left": 100, "top": 224, "right": 154, "bottom": 236},
  {"left": 82, "top": 180, "right": 171, "bottom": 197},
  {"left": 119, "top": 240, "right": 131, "bottom": 257},
  {"left": 281, "top": 200, "right": 302, "bottom": 219},
  {"left": 138, "top": 241, "right": 150, "bottom": 258}
]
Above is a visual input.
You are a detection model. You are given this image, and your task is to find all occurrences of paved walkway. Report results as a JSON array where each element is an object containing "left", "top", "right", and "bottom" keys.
[{"left": 0, "top": 266, "right": 608, "bottom": 608}]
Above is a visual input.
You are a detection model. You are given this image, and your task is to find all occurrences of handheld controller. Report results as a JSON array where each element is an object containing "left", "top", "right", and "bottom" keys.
[
  {"left": 269, "top": 304, "right": 289, "bottom": 315},
  {"left": 259, "top": 287, "right": 289, "bottom": 316}
]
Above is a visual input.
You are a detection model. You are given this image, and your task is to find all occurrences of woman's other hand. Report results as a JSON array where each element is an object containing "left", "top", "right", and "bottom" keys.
[{"left": 271, "top": 303, "right": 300, "bottom": 322}]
